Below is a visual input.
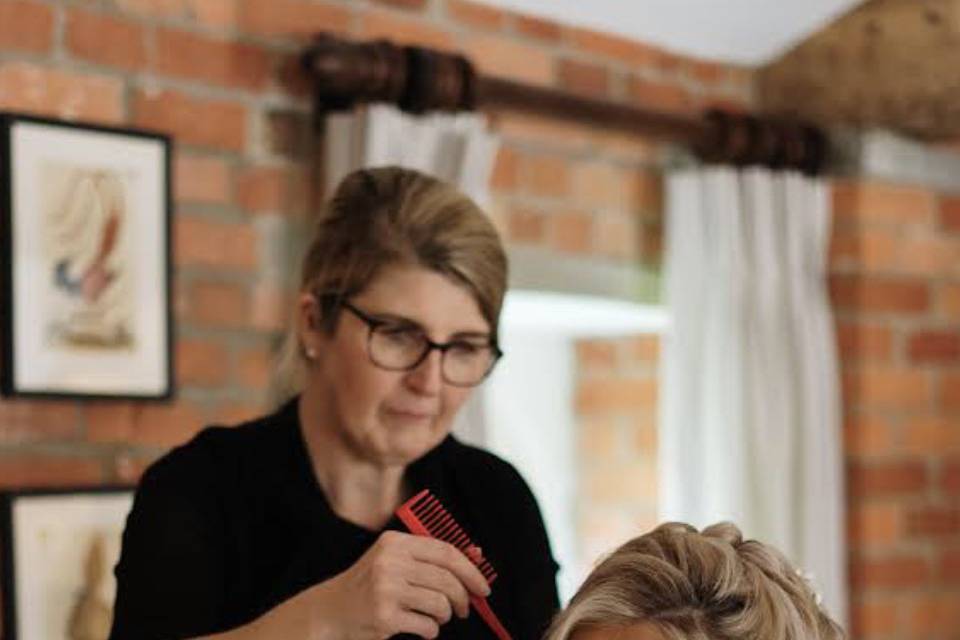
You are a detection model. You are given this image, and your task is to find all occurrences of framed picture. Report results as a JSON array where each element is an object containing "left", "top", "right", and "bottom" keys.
[
  {"left": 0, "top": 113, "right": 173, "bottom": 399},
  {"left": 1, "top": 487, "right": 135, "bottom": 640}
]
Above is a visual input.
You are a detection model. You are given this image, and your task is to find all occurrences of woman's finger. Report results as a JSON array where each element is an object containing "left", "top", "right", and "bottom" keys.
[
  {"left": 393, "top": 609, "right": 441, "bottom": 639},
  {"left": 406, "top": 561, "right": 470, "bottom": 619},
  {"left": 400, "top": 584, "right": 454, "bottom": 626},
  {"left": 404, "top": 535, "right": 491, "bottom": 597}
]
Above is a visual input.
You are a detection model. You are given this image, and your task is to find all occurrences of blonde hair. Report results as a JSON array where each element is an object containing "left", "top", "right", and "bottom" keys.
[
  {"left": 273, "top": 166, "right": 507, "bottom": 399},
  {"left": 546, "top": 522, "right": 845, "bottom": 640}
]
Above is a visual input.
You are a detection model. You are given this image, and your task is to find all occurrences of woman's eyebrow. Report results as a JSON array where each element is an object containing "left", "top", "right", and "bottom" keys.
[{"left": 365, "top": 310, "right": 490, "bottom": 340}]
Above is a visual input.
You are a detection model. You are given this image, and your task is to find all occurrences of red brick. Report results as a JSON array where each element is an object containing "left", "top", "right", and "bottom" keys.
[
  {"left": 836, "top": 321, "right": 893, "bottom": 362},
  {"left": 133, "top": 88, "right": 247, "bottom": 152},
  {"left": 154, "top": 28, "right": 271, "bottom": 91},
  {"left": 174, "top": 154, "right": 232, "bottom": 205},
  {"left": 514, "top": 14, "right": 562, "bottom": 42},
  {"left": 941, "top": 548, "right": 960, "bottom": 583},
  {"left": 942, "top": 459, "right": 960, "bottom": 494},
  {"left": 86, "top": 398, "right": 206, "bottom": 447},
  {"left": 828, "top": 228, "right": 899, "bottom": 272},
  {"left": 176, "top": 339, "right": 231, "bottom": 386},
  {"left": 460, "top": 33, "right": 553, "bottom": 85},
  {"left": 689, "top": 59, "right": 726, "bottom": 85},
  {"left": 239, "top": 0, "right": 352, "bottom": 38},
  {"left": 175, "top": 217, "right": 259, "bottom": 271},
  {"left": 551, "top": 211, "right": 593, "bottom": 254},
  {"left": 237, "top": 166, "right": 308, "bottom": 215},
  {"left": 908, "top": 329, "right": 960, "bottom": 363},
  {"left": 84, "top": 402, "right": 137, "bottom": 443},
  {"left": 576, "top": 376, "right": 658, "bottom": 415},
  {"left": 0, "top": 400, "right": 80, "bottom": 443},
  {"left": 848, "top": 460, "right": 929, "bottom": 498},
  {"left": 941, "top": 373, "right": 960, "bottom": 412},
  {"left": 842, "top": 367, "right": 931, "bottom": 411},
  {"left": 850, "top": 596, "right": 901, "bottom": 638},
  {"left": 506, "top": 207, "right": 546, "bottom": 244},
  {"left": 595, "top": 216, "right": 636, "bottom": 260},
  {"left": 359, "top": 10, "right": 454, "bottom": 51},
  {"left": 519, "top": 154, "right": 571, "bottom": 198},
  {"left": 941, "top": 196, "right": 960, "bottom": 232},
  {"left": 848, "top": 502, "right": 902, "bottom": 547},
  {"left": 850, "top": 554, "right": 931, "bottom": 589},
  {"left": 832, "top": 180, "right": 935, "bottom": 225},
  {"left": 902, "top": 415, "right": 960, "bottom": 455},
  {"left": 0, "top": 456, "right": 104, "bottom": 489},
  {"left": 116, "top": 0, "right": 235, "bottom": 25},
  {"left": 490, "top": 146, "right": 518, "bottom": 191},
  {"left": 183, "top": 281, "right": 251, "bottom": 328},
  {"left": 897, "top": 236, "right": 960, "bottom": 276},
  {"left": 829, "top": 275, "right": 930, "bottom": 313},
  {"left": 186, "top": 0, "right": 238, "bottom": 28},
  {"left": 940, "top": 283, "right": 960, "bottom": 321},
  {"left": 0, "top": 63, "right": 124, "bottom": 124},
  {"left": 237, "top": 347, "right": 273, "bottom": 389},
  {"left": 557, "top": 58, "right": 610, "bottom": 98},
  {"left": 906, "top": 506, "right": 960, "bottom": 537},
  {"left": 446, "top": 0, "right": 505, "bottom": 30},
  {"left": 576, "top": 340, "right": 618, "bottom": 373},
  {"left": 628, "top": 336, "right": 660, "bottom": 364},
  {"left": 66, "top": 8, "right": 147, "bottom": 71},
  {"left": 628, "top": 77, "right": 697, "bottom": 115},
  {"left": 131, "top": 400, "right": 208, "bottom": 448},
  {"left": 567, "top": 27, "right": 658, "bottom": 67},
  {"left": 113, "top": 452, "right": 157, "bottom": 484},
  {"left": 583, "top": 462, "right": 657, "bottom": 503},
  {"left": 844, "top": 414, "right": 896, "bottom": 457},
  {"left": 906, "top": 593, "right": 960, "bottom": 636},
  {"left": 0, "top": 0, "right": 54, "bottom": 53},
  {"left": 492, "top": 109, "right": 594, "bottom": 153}
]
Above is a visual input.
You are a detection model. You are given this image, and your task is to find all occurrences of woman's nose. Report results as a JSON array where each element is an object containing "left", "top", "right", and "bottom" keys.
[{"left": 405, "top": 348, "right": 443, "bottom": 394}]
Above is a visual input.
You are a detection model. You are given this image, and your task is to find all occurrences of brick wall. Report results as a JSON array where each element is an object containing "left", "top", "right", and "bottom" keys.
[
  {"left": 0, "top": 0, "right": 750, "bottom": 632},
  {"left": 831, "top": 181, "right": 960, "bottom": 639}
]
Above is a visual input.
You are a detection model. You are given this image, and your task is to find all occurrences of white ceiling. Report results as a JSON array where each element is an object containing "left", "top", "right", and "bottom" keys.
[{"left": 481, "top": 0, "right": 864, "bottom": 65}]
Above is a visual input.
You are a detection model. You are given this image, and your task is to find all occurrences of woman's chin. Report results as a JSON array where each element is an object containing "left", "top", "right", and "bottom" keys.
[{"left": 377, "top": 416, "right": 446, "bottom": 463}]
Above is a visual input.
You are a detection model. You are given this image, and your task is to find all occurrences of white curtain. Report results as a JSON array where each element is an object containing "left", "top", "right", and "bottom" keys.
[
  {"left": 660, "top": 167, "right": 847, "bottom": 624},
  {"left": 324, "top": 103, "right": 500, "bottom": 208}
]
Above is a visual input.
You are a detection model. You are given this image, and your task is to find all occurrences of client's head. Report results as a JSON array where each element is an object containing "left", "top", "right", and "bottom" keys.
[{"left": 546, "top": 522, "right": 845, "bottom": 640}]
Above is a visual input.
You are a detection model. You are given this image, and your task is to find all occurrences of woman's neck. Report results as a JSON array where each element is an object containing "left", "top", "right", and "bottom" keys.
[{"left": 297, "top": 394, "right": 407, "bottom": 531}]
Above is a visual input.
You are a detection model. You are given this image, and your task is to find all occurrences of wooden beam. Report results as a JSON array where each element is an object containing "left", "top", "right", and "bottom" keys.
[{"left": 302, "top": 33, "right": 828, "bottom": 174}]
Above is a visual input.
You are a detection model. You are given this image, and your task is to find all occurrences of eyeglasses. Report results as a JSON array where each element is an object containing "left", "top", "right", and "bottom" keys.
[{"left": 336, "top": 299, "right": 502, "bottom": 387}]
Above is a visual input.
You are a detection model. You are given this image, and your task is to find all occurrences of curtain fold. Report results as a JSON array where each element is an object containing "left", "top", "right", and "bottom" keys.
[
  {"left": 660, "top": 167, "right": 847, "bottom": 625},
  {"left": 324, "top": 103, "right": 500, "bottom": 207}
]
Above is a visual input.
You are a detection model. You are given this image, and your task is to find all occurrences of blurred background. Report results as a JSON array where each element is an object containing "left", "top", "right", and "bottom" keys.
[{"left": 0, "top": 0, "right": 958, "bottom": 638}]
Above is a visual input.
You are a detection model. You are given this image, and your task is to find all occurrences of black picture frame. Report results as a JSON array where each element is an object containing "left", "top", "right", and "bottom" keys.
[
  {"left": 0, "top": 486, "right": 136, "bottom": 640},
  {"left": 0, "top": 112, "right": 173, "bottom": 400}
]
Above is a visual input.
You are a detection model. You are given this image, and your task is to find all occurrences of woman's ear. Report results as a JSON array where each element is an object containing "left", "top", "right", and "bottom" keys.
[{"left": 296, "top": 292, "right": 323, "bottom": 358}]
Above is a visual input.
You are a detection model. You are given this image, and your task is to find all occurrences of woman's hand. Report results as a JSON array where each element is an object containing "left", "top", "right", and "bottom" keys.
[
  {"left": 233, "top": 530, "right": 491, "bottom": 640},
  {"left": 314, "top": 530, "right": 491, "bottom": 639}
]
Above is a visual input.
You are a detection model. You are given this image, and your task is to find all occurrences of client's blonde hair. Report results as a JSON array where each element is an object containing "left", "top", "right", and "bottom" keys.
[{"left": 546, "top": 522, "right": 844, "bottom": 640}]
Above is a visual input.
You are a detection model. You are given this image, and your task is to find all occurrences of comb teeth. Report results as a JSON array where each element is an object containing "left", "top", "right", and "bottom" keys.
[{"left": 407, "top": 490, "right": 498, "bottom": 584}]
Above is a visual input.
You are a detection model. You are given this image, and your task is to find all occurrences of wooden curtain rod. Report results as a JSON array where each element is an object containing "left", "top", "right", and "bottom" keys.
[{"left": 301, "top": 34, "right": 827, "bottom": 174}]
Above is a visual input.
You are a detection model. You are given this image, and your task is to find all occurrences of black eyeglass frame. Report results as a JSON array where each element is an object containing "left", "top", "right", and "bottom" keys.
[{"left": 325, "top": 296, "right": 503, "bottom": 387}]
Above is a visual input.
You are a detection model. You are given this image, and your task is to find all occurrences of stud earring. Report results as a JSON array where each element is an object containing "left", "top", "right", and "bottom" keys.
[{"left": 305, "top": 347, "right": 317, "bottom": 360}]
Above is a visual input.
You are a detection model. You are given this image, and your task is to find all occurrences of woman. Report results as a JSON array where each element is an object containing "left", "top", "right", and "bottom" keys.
[
  {"left": 109, "top": 167, "right": 560, "bottom": 639},
  {"left": 545, "top": 522, "right": 844, "bottom": 640}
]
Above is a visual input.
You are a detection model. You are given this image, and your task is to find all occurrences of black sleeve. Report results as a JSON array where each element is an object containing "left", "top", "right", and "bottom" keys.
[
  {"left": 500, "top": 467, "right": 561, "bottom": 640},
  {"left": 109, "top": 441, "right": 228, "bottom": 640}
]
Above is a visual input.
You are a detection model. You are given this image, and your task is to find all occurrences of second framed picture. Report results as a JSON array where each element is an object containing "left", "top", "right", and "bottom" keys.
[{"left": 0, "top": 113, "right": 173, "bottom": 399}]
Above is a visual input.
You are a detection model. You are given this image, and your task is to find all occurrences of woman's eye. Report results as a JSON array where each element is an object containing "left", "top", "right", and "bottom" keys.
[
  {"left": 449, "top": 342, "right": 482, "bottom": 357},
  {"left": 380, "top": 326, "right": 421, "bottom": 345}
]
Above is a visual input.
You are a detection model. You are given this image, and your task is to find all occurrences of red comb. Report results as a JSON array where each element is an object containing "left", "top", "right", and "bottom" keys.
[{"left": 396, "top": 489, "right": 512, "bottom": 640}]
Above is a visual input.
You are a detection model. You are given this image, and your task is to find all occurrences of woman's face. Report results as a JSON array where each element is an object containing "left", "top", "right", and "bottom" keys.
[{"left": 303, "top": 264, "right": 493, "bottom": 466}]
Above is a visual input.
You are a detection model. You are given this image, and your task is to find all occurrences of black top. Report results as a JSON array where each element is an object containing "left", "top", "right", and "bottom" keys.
[{"left": 109, "top": 398, "right": 560, "bottom": 640}]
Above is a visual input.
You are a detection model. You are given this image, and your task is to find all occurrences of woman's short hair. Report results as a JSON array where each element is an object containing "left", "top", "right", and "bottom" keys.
[
  {"left": 546, "top": 522, "right": 845, "bottom": 640},
  {"left": 275, "top": 166, "right": 507, "bottom": 397}
]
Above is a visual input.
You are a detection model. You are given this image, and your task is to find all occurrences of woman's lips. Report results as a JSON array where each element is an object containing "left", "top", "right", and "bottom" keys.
[{"left": 385, "top": 408, "right": 436, "bottom": 420}]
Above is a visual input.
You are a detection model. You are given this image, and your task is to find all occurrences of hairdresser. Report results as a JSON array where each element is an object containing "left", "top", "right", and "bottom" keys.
[{"left": 110, "top": 167, "right": 560, "bottom": 640}]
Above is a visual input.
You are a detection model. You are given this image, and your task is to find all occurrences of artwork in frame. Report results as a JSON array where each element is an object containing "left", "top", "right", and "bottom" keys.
[
  {"left": 0, "top": 113, "right": 173, "bottom": 399},
  {"left": 0, "top": 487, "right": 135, "bottom": 640}
]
